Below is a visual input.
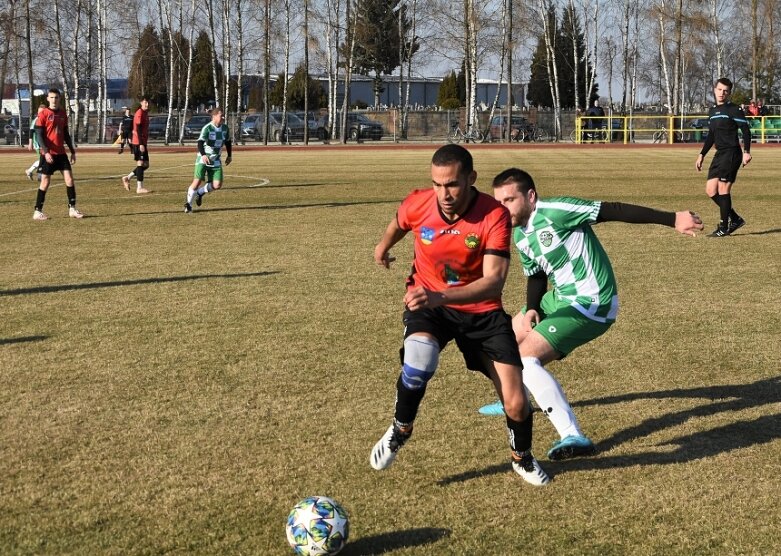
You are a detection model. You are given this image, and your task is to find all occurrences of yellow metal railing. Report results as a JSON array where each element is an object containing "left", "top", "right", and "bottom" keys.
[{"left": 571, "top": 115, "right": 781, "bottom": 144}]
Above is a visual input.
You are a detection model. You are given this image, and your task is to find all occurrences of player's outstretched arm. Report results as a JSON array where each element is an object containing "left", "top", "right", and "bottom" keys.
[{"left": 674, "top": 211, "right": 704, "bottom": 237}]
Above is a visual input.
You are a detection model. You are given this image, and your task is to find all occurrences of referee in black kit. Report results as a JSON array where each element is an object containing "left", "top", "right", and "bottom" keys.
[{"left": 695, "top": 77, "right": 752, "bottom": 238}]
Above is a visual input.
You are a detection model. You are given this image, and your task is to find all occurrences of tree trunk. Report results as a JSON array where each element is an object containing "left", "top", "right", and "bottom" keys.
[
  {"left": 303, "top": 0, "right": 309, "bottom": 144},
  {"left": 207, "top": 0, "right": 221, "bottom": 109},
  {"left": 340, "top": 0, "right": 356, "bottom": 144},
  {"left": 540, "top": 0, "right": 561, "bottom": 138},
  {"left": 235, "top": 0, "right": 244, "bottom": 145}
]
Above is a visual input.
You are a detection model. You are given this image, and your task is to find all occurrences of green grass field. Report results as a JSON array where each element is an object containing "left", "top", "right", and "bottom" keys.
[{"left": 1, "top": 145, "right": 779, "bottom": 555}]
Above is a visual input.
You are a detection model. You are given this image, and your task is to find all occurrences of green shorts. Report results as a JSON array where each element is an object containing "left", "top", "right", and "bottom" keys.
[
  {"left": 194, "top": 163, "right": 223, "bottom": 182},
  {"left": 526, "top": 291, "right": 613, "bottom": 356}
]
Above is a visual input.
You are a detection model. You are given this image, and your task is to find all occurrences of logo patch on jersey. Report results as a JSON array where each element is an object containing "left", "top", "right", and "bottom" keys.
[
  {"left": 209, "top": 132, "right": 217, "bottom": 140},
  {"left": 464, "top": 233, "right": 480, "bottom": 249},
  {"left": 539, "top": 230, "right": 554, "bottom": 247},
  {"left": 444, "top": 264, "right": 460, "bottom": 285},
  {"left": 420, "top": 227, "right": 435, "bottom": 245}
]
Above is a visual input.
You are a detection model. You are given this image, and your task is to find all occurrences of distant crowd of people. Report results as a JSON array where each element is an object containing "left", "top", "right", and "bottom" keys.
[{"left": 744, "top": 99, "right": 769, "bottom": 117}]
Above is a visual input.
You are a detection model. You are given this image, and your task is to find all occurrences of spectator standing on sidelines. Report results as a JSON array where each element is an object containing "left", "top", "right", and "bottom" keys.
[
  {"left": 24, "top": 104, "right": 45, "bottom": 181},
  {"left": 183, "top": 108, "right": 232, "bottom": 213},
  {"left": 585, "top": 100, "right": 605, "bottom": 139},
  {"left": 117, "top": 106, "right": 133, "bottom": 154},
  {"left": 695, "top": 78, "right": 752, "bottom": 237},
  {"left": 121, "top": 97, "right": 151, "bottom": 194},
  {"left": 32, "top": 89, "right": 83, "bottom": 221},
  {"left": 369, "top": 144, "right": 550, "bottom": 486},
  {"left": 478, "top": 168, "right": 704, "bottom": 461}
]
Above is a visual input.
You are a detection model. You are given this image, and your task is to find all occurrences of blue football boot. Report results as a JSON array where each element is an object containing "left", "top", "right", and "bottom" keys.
[{"left": 547, "top": 435, "right": 596, "bottom": 461}]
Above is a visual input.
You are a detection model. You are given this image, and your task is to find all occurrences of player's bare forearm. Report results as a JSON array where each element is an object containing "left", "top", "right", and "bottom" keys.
[{"left": 374, "top": 218, "right": 407, "bottom": 268}]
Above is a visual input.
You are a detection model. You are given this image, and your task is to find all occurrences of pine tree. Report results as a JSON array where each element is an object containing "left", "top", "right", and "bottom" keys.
[
  {"left": 270, "top": 64, "right": 327, "bottom": 109},
  {"left": 127, "top": 25, "right": 167, "bottom": 106},
  {"left": 350, "top": 0, "right": 419, "bottom": 106},
  {"left": 526, "top": 6, "right": 596, "bottom": 109},
  {"left": 437, "top": 70, "right": 460, "bottom": 108},
  {"left": 190, "top": 30, "right": 223, "bottom": 109}
]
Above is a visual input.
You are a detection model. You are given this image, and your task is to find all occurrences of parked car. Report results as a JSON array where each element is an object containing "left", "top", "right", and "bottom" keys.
[
  {"left": 241, "top": 114, "right": 262, "bottom": 140},
  {"left": 184, "top": 115, "right": 212, "bottom": 138},
  {"left": 315, "top": 112, "right": 384, "bottom": 141},
  {"left": 3, "top": 122, "right": 17, "bottom": 145},
  {"left": 293, "top": 111, "right": 319, "bottom": 135},
  {"left": 488, "top": 114, "right": 531, "bottom": 141},
  {"left": 246, "top": 112, "right": 305, "bottom": 142},
  {"left": 147, "top": 115, "right": 169, "bottom": 139},
  {"left": 104, "top": 116, "right": 123, "bottom": 142}
]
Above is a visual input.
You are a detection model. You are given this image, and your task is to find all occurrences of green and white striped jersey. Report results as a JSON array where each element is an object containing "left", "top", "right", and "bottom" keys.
[
  {"left": 514, "top": 196, "right": 619, "bottom": 323},
  {"left": 30, "top": 116, "right": 39, "bottom": 150},
  {"left": 195, "top": 123, "right": 230, "bottom": 166}
]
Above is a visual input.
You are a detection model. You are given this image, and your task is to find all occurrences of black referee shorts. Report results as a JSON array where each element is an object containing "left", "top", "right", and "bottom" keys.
[
  {"left": 402, "top": 306, "right": 522, "bottom": 376},
  {"left": 707, "top": 147, "right": 743, "bottom": 183}
]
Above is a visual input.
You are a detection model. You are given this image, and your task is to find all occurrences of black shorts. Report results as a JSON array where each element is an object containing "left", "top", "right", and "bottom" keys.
[
  {"left": 707, "top": 147, "right": 742, "bottom": 183},
  {"left": 133, "top": 145, "right": 150, "bottom": 163},
  {"left": 39, "top": 153, "right": 72, "bottom": 175},
  {"left": 402, "top": 306, "right": 522, "bottom": 376}
]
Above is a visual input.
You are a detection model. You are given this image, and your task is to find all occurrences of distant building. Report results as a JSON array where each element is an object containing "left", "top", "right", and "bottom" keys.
[{"left": 3, "top": 74, "right": 526, "bottom": 116}]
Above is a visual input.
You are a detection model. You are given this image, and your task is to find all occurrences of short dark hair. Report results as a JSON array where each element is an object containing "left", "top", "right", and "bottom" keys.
[
  {"left": 491, "top": 168, "right": 536, "bottom": 195},
  {"left": 716, "top": 77, "right": 733, "bottom": 91},
  {"left": 139, "top": 95, "right": 150, "bottom": 102},
  {"left": 47, "top": 88, "right": 61, "bottom": 96},
  {"left": 432, "top": 144, "right": 473, "bottom": 176}
]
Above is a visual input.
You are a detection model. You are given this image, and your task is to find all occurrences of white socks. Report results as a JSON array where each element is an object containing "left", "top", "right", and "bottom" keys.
[
  {"left": 522, "top": 356, "right": 583, "bottom": 439},
  {"left": 196, "top": 182, "right": 213, "bottom": 196}
]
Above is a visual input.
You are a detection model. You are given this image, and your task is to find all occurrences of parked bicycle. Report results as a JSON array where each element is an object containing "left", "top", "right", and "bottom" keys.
[
  {"left": 570, "top": 126, "right": 608, "bottom": 143},
  {"left": 447, "top": 123, "right": 485, "bottom": 144},
  {"left": 521, "top": 124, "right": 550, "bottom": 142},
  {"left": 652, "top": 126, "right": 684, "bottom": 144}
]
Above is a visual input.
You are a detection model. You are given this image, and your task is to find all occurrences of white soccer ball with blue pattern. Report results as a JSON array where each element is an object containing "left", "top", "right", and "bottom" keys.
[{"left": 285, "top": 496, "right": 349, "bottom": 555}]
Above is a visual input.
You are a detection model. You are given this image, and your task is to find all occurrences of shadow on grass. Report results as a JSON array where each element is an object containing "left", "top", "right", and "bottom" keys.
[
  {"left": 740, "top": 228, "right": 781, "bottom": 236},
  {"left": 575, "top": 375, "right": 781, "bottom": 455},
  {"left": 0, "top": 271, "right": 278, "bottom": 296},
  {"left": 440, "top": 377, "right": 780, "bottom": 483},
  {"left": 343, "top": 527, "right": 451, "bottom": 555},
  {"left": 0, "top": 335, "right": 48, "bottom": 345},
  {"left": 103, "top": 199, "right": 397, "bottom": 218}
]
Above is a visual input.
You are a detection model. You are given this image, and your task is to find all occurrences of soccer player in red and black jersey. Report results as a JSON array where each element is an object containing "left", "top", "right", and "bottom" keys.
[
  {"left": 121, "top": 97, "right": 151, "bottom": 194},
  {"left": 32, "top": 88, "right": 82, "bottom": 220},
  {"left": 369, "top": 144, "right": 549, "bottom": 486},
  {"left": 695, "top": 77, "right": 752, "bottom": 237}
]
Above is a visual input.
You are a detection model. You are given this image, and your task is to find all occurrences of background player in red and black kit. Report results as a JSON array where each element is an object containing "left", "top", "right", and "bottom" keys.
[
  {"left": 32, "top": 88, "right": 82, "bottom": 221},
  {"left": 121, "top": 97, "right": 151, "bottom": 194},
  {"left": 369, "top": 144, "right": 549, "bottom": 486},
  {"left": 695, "top": 77, "right": 752, "bottom": 237}
]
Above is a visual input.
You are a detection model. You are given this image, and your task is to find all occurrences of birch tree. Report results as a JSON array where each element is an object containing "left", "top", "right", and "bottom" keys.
[{"left": 538, "top": 0, "right": 562, "bottom": 137}]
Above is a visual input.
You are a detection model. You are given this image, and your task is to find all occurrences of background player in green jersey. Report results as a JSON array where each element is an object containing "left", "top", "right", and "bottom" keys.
[
  {"left": 24, "top": 104, "right": 45, "bottom": 181},
  {"left": 479, "top": 168, "right": 703, "bottom": 461},
  {"left": 184, "top": 108, "right": 232, "bottom": 213}
]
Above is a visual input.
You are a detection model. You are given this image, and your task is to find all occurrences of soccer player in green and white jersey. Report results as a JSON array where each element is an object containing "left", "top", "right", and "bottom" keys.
[
  {"left": 184, "top": 108, "right": 232, "bottom": 213},
  {"left": 479, "top": 168, "right": 703, "bottom": 461},
  {"left": 25, "top": 104, "right": 46, "bottom": 181}
]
